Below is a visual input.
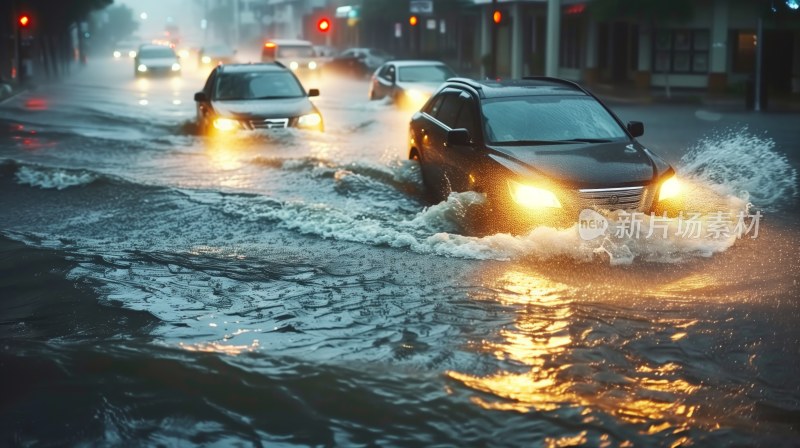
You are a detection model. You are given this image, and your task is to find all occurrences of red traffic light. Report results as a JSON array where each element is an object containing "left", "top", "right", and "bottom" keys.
[
  {"left": 492, "top": 10, "right": 502, "bottom": 24},
  {"left": 409, "top": 15, "right": 418, "bottom": 26},
  {"left": 317, "top": 18, "right": 331, "bottom": 32},
  {"left": 19, "top": 15, "right": 31, "bottom": 27}
]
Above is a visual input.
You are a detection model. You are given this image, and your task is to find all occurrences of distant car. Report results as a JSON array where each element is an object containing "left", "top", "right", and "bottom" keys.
[
  {"left": 193, "top": 63, "right": 323, "bottom": 133},
  {"left": 369, "top": 60, "right": 455, "bottom": 108},
  {"left": 261, "top": 39, "right": 320, "bottom": 80},
  {"left": 198, "top": 44, "right": 237, "bottom": 67},
  {"left": 325, "top": 48, "right": 393, "bottom": 78},
  {"left": 408, "top": 77, "right": 679, "bottom": 232},
  {"left": 113, "top": 40, "right": 140, "bottom": 59},
  {"left": 134, "top": 44, "right": 181, "bottom": 78}
]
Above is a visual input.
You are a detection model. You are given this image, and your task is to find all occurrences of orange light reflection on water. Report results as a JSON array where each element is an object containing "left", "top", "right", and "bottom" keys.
[{"left": 447, "top": 270, "right": 707, "bottom": 442}]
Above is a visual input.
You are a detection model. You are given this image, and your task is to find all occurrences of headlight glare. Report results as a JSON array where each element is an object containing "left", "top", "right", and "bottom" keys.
[
  {"left": 289, "top": 61, "right": 299, "bottom": 70},
  {"left": 113, "top": 51, "right": 122, "bottom": 58},
  {"left": 137, "top": 64, "right": 148, "bottom": 72},
  {"left": 308, "top": 61, "right": 317, "bottom": 70},
  {"left": 298, "top": 113, "right": 322, "bottom": 128},
  {"left": 213, "top": 117, "right": 240, "bottom": 131},
  {"left": 508, "top": 181, "right": 562, "bottom": 209},
  {"left": 658, "top": 176, "right": 681, "bottom": 202},
  {"left": 201, "top": 56, "right": 212, "bottom": 64},
  {"left": 171, "top": 63, "right": 181, "bottom": 71}
]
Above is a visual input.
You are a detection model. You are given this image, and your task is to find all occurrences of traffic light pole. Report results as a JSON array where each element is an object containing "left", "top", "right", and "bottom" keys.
[{"left": 490, "top": 0, "right": 497, "bottom": 79}]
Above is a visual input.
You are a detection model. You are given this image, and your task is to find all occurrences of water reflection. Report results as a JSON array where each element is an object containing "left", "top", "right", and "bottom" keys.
[{"left": 447, "top": 270, "right": 706, "bottom": 443}]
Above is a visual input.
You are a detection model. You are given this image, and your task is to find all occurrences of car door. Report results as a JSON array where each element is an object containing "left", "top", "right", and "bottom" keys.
[
  {"left": 197, "top": 68, "right": 218, "bottom": 127},
  {"left": 425, "top": 89, "right": 462, "bottom": 196},
  {"left": 442, "top": 91, "right": 481, "bottom": 193},
  {"left": 375, "top": 64, "right": 396, "bottom": 98}
]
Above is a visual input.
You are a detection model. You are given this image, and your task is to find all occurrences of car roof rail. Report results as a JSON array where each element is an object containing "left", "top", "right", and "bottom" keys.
[
  {"left": 522, "top": 76, "right": 587, "bottom": 93},
  {"left": 273, "top": 61, "right": 286, "bottom": 69},
  {"left": 447, "top": 77, "right": 483, "bottom": 90}
]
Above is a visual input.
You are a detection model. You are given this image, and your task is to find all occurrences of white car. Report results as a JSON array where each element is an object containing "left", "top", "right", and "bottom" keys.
[
  {"left": 261, "top": 39, "right": 320, "bottom": 79},
  {"left": 134, "top": 44, "right": 181, "bottom": 78},
  {"left": 369, "top": 60, "right": 455, "bottom": 108}
]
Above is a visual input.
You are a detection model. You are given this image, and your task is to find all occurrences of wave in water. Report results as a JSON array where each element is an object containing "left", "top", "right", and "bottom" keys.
[{"left": 15, "top": 164, "right": 99, "bottom": 190}]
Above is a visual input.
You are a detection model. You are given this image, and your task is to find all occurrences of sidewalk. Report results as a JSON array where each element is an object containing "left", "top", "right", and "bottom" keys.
[{"left": 590, "top": 83, "right": 800, "bottom": 113}]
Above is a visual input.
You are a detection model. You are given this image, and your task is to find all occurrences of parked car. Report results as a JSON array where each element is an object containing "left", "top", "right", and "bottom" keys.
[
  {"left": 369, "top": 60, "right": 455, "bottom": 109},
  {"left": 134, "top": 44, "right": 181, "bottom": 78},
  {"left": 325, "top": 48, "right": 393, "bottom": 78},
  {"left": 261, "top": 39, "right": 320, "bottom": 81},
  {"left": 193, "top": 63, "right": 323, "bottom": 133},
  {"left": 408, "top": 77, "right": 679, "bottom": 232},
  {"left": 198, "top": 44, "right": 237, "bottom": 67}
]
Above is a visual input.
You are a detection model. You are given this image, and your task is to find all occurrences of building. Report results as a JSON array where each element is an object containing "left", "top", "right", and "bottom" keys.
[{"left": 470, "top": 0, "right": 800, "bottom": 94}]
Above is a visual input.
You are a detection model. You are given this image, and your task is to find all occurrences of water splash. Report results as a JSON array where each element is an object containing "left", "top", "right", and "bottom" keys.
[
  {"left": 15, "top": 165, "right": 98, "bottom": 190},
  {"left": 679, "top": 127, "right": 798, "bottom": 209}
]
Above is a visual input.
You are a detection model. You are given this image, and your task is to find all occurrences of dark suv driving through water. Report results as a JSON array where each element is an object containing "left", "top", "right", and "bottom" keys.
[{"left": 408, "top": 77, "right": 681, "bottom": 231}]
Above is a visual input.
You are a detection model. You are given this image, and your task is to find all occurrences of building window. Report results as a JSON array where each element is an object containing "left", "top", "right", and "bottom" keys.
[
  {"left": 653, "top": 29, "right": 710, "bottom": 74},
  {"left": 732, "top": 31, "right": 756, "bottom": 73},
  {"left": 560, "top": 17, "right": 582, "bottom": 69}
]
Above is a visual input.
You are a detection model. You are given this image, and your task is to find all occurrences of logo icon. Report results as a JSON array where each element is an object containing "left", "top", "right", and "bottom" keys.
[{"left": 578, "top": 209, "right": 609, "bottom": 240}]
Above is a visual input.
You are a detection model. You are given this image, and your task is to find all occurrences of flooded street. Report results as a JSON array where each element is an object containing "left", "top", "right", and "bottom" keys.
[{"left": 1, "top": 58, "right": 799, "bottom": 446}]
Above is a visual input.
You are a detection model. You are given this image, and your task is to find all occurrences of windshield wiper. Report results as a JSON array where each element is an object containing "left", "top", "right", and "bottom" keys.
[
  {"left": 491, "top": 140, "right": 573, "bottom": 146},
  {"left": 559, "top": 138, "right": 613, "bottom": 143}
]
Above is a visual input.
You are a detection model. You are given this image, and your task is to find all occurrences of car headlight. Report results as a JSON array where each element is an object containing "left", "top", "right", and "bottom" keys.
[
  {"left": 289, "top": 61, "right": 299, "bottom": 70},
  {"left": 128, "top": 50, "right": 137, "bottom": 58},
  {"left": 113, "top": 51, "right": 122, "bottom": 58},
  {"left": 308, "top": 61, "right": 317, "bottom": 70},
  {"left": 171, "top": 63, "right": 181, "bottom": 71},
  {"left": 213, "top": 118, "right": 240, "bottom": 131},
  {"left": 508, "top": 180, "right": 562, "bottom": 209},
  {"left": 657, "top": 175, "right": 681, "bottom": 202},
  {"left": 179, "top": 50, "right": 190, "bottom": 59},
  {"left": 201, "top": 56, "right": 212, "bottom": 64},
  {"left": 137, "top": 64, "right": 148, "bottom": 72},
  {"left": 297, "top": 113, "right": 322, "bottom": 128}
]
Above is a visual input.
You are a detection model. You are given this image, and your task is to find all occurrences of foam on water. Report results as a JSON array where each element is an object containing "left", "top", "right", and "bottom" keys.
[{"left": 15, "top": 165, "right": 98, "bottom": 190}]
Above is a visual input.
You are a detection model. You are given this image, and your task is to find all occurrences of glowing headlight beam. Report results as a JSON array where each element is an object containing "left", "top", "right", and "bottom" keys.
[
  {"left": 657, "top": 176, "right": 681, "bottom": 202},
  {"left": 297, "top": 113, "right": 322, "bottom": 128},
  {"left": 508, "top": 181, "right": 562, "bottom": 209},
  {"left": 289, "top": 61, "right": 299, "bottom": 70},
  {"left": 171, "top": 63, "right": 182, "bottom": 71},
  {"left": 213, "top": 118, "right": 240, "bottom": 131},
  {"left": 137, "top": 64, "right": 148, "bottom": 72}
]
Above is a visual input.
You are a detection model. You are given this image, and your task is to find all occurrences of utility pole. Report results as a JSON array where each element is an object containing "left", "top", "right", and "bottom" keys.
[
  {"left": 545, "top": 0, "right": 560, "bottom": 77},
  {"left": 490, "top": 0, "right": 497, "bottom": 79},
  {"left": 754, "top": 16, "right": 763, "bottom": 112},
  {"left": 233, "top": 0, "right": 240, "bottom": 46}
]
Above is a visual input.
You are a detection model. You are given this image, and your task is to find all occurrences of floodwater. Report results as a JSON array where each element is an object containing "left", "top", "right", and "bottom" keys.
[{"left": 0, "top": 58, "right": 798, "bottom": 447}]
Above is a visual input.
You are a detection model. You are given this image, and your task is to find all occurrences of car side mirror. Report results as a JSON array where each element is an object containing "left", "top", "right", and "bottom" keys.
[
  {"left": 627, "top": 121, "right": 644, "bottom": 137},
  {"left": 446, "top": 128, "right": 471, "bottom": 147},
  {"left": 194, "top": 91, "right": 208, "bottom": 102},
  {"left": 308, "top": 88, "right": 320, "bottom": 97}
]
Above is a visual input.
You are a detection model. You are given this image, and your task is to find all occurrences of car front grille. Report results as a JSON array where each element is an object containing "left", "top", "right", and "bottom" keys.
[
  {"left": 577, "top": 186, "right": 651, "bottom": 211},
  {"left": 247, "top": 118, "right": 289, "bottom": 130}
]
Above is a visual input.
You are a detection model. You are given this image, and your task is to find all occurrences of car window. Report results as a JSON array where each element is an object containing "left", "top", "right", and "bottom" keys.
[
  {"left": 423, "top": 94, "right": 445, "bottom": 117},
  {"left": 277, "top": 45, "right": 315, "bottom": 58},
  {"left": 138, "top": 47, "right": 176, "bottom": 58},
  {"left": 434, "top": 92, "right": 461, "bottom": 128},
  {"left": 214, "top": 71, "right": 305, "bottom": 100},
  {"left": 203, "top": 69, "right": 217, "bottom": 96},
  {"left": 398, "top": 65, "right": 454, "bottom": 83},
  {"left": 455, "top": 93, "right": 478, "bottom": 137},
  {"left": 481, "top": 96, "right": 628, "bottom": 144}
]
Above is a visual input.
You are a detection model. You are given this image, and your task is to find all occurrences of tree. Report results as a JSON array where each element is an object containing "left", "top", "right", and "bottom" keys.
[{"left": 94, "top": 4, "right": 139, "bottom": 45}]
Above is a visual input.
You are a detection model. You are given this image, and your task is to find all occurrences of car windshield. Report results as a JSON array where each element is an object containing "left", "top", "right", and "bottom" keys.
[
  {"left": 214, "top": 71, "right": 305, "bottom": 100},
  {"left": 481, "top": 96, "right": 628, "bottom": 144},
  {"left": 277, "top": 45, "right": 315, "bottom": 58},
  {"left": 398, "top": 65, "right": 454, "bottom": 83},
  {"left": 138, "top": 47, "right": 175, "bottom": 58}
]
